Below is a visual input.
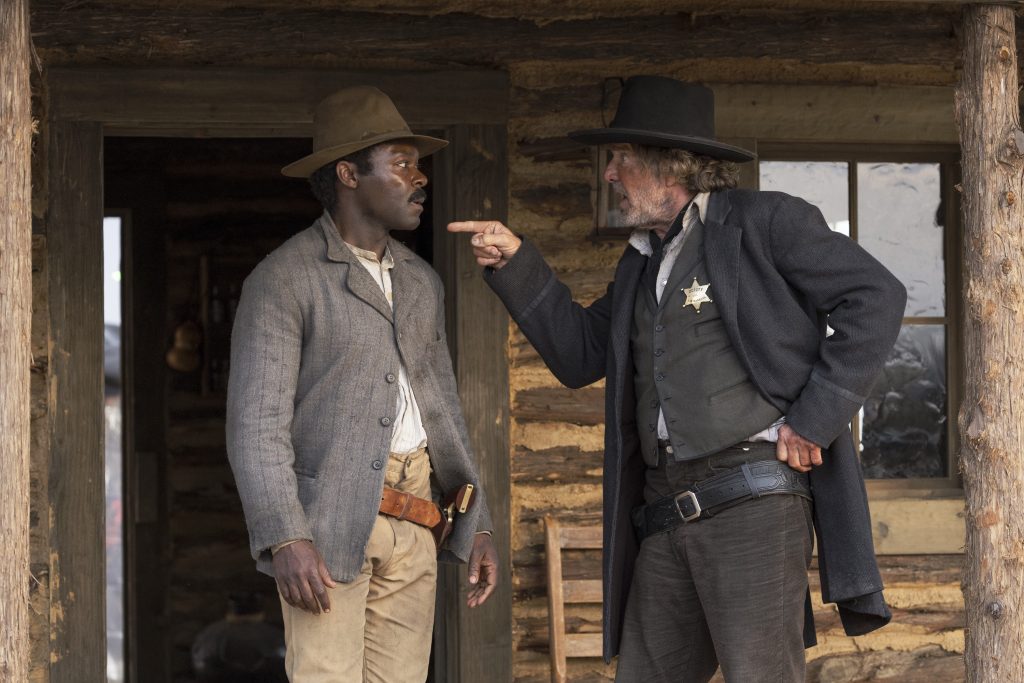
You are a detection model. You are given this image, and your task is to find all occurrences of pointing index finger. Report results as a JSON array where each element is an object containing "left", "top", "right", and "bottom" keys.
[{"left": 447, "top": 220, "right": 499, "bottom": 234}]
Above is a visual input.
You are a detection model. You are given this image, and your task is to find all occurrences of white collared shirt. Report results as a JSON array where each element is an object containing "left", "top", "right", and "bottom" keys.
[
  {"left": 344, "top": 240, "right": 429, "bottom": 455},
  {"left": 629, "top": 192, "right": 785, "bottom": 443}
]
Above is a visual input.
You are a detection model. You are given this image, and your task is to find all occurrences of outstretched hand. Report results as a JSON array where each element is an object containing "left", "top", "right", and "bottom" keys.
[
  {"left": 273, "top": 540, "right": 337, "bottom": 615},
  {"left": 466, "top": 533, "right": 499, "bottom": 608},
  {"left": 776, "top": 424, "right": 823, "bottom": 473},
  {"left": 447, "top": 220, "right": 522, "bottom": 269}
]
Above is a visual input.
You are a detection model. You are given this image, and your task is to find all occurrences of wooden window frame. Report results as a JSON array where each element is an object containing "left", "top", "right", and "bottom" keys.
[{"left": 757, "top": 142, "right": 965, "bottom": 555}]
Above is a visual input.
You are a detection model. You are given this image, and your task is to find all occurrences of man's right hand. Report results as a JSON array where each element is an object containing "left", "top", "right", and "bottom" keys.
[
  {"left": 447, "top": 221, "right": 522, "bottom": 269},
  {"left": 273, "top": 540, "right": 337, "bottom": 615}
]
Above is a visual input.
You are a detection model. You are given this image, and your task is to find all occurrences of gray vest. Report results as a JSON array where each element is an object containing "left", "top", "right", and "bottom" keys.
[{"left": 631, "top": 220, "right": 782, "bottom": 465}]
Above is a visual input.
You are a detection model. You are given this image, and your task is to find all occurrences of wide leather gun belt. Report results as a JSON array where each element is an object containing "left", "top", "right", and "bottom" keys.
[
  {"left": 379, "top": 484, "right": 476, "bottom": 550},
  {"left": 632, "top": 459, "right": 811, "bottom": 542},
  {"left": 379, "top": 487, "right": 442, "bottom": 528}
]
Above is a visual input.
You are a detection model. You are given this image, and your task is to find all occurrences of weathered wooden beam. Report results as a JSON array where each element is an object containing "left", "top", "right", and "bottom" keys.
[
  {"left": 46, "top": 120, "right": 106, "bottom": 682},
  {"left": 954, "top": 5, "right": 1024, "bottom": 682},
  {"left": 31, "top": 7, "right": 961, "bottom": 70},
  {"left": 0, "top": 0, "right": 32, "bottom": 681},
  {"left": 869, "top": 497, "right": 965, "bottom": 554},
  {"left": 431, "top": 123, "right": 513, "bottom": 682},
  {"left": 28, "top": 236, "right": 51, "bottom": 683},
  {"left": 27, "top": 0, "right": 1005, "bottom": 25},
  {"left": 514, "top": 387, "right": 605, "bottom": 425},
  {"left": 512, "top": 446, "right": 603, "bottom": 483},
  {"left": 48, "top": 67, "right": 508, "bottom": 134}
]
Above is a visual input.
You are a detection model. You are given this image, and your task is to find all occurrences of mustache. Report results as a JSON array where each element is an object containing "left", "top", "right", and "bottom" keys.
[{"left": 410, "top": 189, "right": 427, "bottom": 204}]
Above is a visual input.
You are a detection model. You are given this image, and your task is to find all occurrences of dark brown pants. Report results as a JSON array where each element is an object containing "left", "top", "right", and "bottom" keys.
[{"left": 615, "top": 450, "right": 814, "bottom": 683}]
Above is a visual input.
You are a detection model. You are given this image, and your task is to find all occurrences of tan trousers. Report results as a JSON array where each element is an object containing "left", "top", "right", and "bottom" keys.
[{"left": 280, "top": 448, "right": 438, "bottom": 683}]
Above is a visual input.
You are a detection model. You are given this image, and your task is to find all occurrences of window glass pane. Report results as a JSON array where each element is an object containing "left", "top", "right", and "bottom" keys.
[
  {"left": 759, "top": 161, "right": 850, "bottom": 235},
  {"left": 103, "top": 216, "right": 125, "bottom": 682},
  {"left": 857, "top": 163, "right": 944, "bottom": 316},
  {"left": 860, "top": 325, "right": 947, "bottom": 479}
]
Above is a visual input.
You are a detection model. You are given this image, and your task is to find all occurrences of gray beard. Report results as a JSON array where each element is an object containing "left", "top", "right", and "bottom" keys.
[{"left": 619, "top": 193, "right": 678, "bottom": 230}]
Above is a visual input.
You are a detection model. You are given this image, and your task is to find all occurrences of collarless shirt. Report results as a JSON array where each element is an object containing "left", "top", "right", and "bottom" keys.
[
  {"left": 344, "top": 240, "right": 429, "bottom": 455},
  {"left": 628, "top": 192, "right": 784, "bottom": 444}
]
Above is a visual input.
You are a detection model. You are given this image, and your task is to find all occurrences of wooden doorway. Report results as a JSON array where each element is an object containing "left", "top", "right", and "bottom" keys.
[{"left": 46, "top": 67, "right": 511, "bottom": 683}]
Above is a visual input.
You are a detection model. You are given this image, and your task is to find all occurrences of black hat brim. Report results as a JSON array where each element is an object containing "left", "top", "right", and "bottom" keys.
[{"left": 568, "top": 127, "right": 756, "bottom": 162}]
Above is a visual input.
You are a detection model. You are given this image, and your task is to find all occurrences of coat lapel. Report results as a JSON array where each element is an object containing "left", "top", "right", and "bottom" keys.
[
  {"left": 703, "top": 192, "right": 741, "bottom": 342},
  {"left": 319, "top": 214, "right": 394, "bottom": 323},
  {"left": 610, "top": 247, "right": 645, "bottom": 372},
  {"left": 389, "top": 239, "right": 427, "bottom": 329}
]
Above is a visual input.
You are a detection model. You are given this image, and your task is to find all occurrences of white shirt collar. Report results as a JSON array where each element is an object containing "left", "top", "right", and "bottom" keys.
[{"left": 344, "top": 240, "right": 395, "bottom": 269}]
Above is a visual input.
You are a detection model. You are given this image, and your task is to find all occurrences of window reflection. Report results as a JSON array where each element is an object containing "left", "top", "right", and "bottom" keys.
[
  {"left": 759, "top": 161, "right": 850, "bottom": 235},
  {"left": 861, "top": 326, "right": 947, "bottom": 478},
  {"left": 858, "top": 163, "right": 945, "bottom": 317}
]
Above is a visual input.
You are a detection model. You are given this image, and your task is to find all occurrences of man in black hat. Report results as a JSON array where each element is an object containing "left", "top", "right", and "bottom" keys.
[
  {"left": 449, "top": 75, "right": 905, "bottom": 682},
  {"left": 228, "top": 86, "right": 497, "bottom": 682}
]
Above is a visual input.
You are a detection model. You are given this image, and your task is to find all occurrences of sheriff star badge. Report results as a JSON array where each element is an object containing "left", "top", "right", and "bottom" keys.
[{"left": 683, "top": 278, "right": 713, "bottom": 312}]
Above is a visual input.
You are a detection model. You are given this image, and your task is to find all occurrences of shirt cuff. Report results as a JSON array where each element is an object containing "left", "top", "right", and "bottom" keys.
[{"left": 270, "top": 538, "right": 309, "bottom": 555}]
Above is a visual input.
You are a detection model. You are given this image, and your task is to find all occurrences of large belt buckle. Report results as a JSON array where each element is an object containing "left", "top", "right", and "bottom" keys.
[{"left": 673, "top": 490, "right": 702, "bottom": 522}]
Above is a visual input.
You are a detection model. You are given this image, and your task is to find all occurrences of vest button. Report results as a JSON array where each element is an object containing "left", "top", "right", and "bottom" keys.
[
  {"left": 380, "top": 416, "right": 392, "bottom": 426},
  {"left": 656, "top": 373, "right": 666, "bottom": 382},
  {"left": 650, "top": 400, "right": 658, "bottom": 408},
  {"left": 655, "top": 324, "right": 665, "bottom": 332},
  {"left": 372, "top": 459, "right": 383, "bottom": 470},
  {"left": 654, "top": 349, "right": 664, "bottom": 356},
  {"left": 385, "top": 373, "right": 396, "bottom": 383}
]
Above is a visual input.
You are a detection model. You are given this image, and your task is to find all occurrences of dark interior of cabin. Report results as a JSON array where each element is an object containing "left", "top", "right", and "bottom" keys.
[{"left": 103, "top": 137, "right": 435, "bottom": 681}]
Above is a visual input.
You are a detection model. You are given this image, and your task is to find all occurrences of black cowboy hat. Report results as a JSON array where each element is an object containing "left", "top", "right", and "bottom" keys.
[{"left": 568, "top": 75, "right": 755, "bottom": 162}]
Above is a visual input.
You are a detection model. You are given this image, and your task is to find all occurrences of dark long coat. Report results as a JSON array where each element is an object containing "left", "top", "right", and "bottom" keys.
[{"left": 486, "top": 188, "right": 907, "bottom": 661}]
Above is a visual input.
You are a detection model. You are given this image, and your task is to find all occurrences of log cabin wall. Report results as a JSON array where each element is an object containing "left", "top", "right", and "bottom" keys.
[{"left": 27, "top": 2, "right": 1000, "bottom": 681}]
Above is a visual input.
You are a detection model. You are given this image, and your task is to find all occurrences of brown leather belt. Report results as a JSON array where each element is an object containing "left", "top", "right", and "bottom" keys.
[
  {"left": 379, "top": 484, "right": 476, "bottom": 549},
  {"left": 379, "top": 486, "right": 443, "bottom": 529}
]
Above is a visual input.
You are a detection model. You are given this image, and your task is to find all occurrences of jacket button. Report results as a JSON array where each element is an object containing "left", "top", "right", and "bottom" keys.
[
  {"left": 650, "top": 400, "right": 658, "bottom": 408},
  {"left": 380, "top": 416, "right": 392, "bottom": 426},
  {"left": 385, "top": 373, "right": 396, "bottom": 383},
  {"left": 372, "top": 460, "right": 383, "bottom": 470}
]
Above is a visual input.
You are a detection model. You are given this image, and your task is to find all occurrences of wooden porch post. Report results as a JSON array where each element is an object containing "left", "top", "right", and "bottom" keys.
[
  {"left": 955, "top": 5, "right": 1024, "bottom": 681},
  {"left": 0, "top": 0, "right": 33, "bottom": 680}
]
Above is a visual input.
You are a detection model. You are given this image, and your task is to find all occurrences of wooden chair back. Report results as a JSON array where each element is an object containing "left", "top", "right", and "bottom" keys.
[{"left": 543, "top": 515, "right": 603, "bottom": 683}]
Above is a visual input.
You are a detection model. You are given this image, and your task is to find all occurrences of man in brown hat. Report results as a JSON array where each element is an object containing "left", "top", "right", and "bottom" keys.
[
  {"left": 450, "top": 75, "right": 905, "bottom": 682},
  {"left": 227, "top": 86, "right": 498, "bottom": 683}
]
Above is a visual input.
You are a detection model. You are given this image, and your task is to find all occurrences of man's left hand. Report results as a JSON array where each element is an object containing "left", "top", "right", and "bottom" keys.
[
  {"left": 776, "top": 424, "right": 823, "bottom": 473},
  {"left": 466, "top": 533, "right": 498, "bottom": 608}
]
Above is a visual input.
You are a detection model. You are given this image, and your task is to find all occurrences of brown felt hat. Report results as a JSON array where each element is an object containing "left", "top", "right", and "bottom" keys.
[{"left": 282, "top": 86, "right": 448, "bottom": 178}]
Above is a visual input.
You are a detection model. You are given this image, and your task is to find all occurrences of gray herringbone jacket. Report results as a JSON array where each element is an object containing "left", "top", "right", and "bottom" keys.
[{"left": 227, "top": 213, "right": 491, "bottom": 581}]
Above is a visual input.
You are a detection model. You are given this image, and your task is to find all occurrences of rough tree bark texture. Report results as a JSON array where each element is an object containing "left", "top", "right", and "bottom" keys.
[
  {"left": 0, "top": 0, "right": 33, "bottom": 681},
  {"left": 955, "top": 5, "right": 1024, "bottom": 682}
]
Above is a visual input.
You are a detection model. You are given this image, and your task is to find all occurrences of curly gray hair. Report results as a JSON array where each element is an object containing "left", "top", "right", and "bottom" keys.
[{"left": 632, "top": 144, "right": 740, "bottom": 192}]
